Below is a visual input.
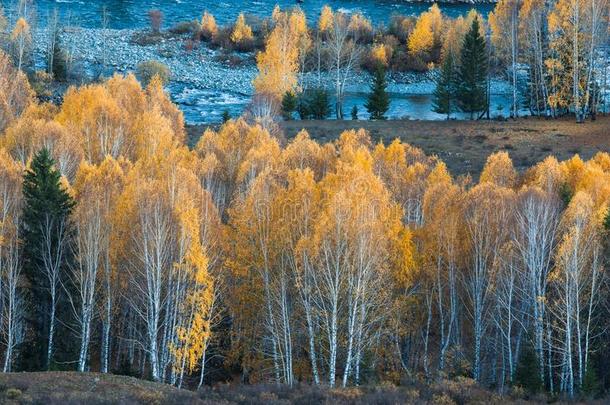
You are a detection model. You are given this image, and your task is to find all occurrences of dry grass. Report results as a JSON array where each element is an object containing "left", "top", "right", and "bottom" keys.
[
  {"left": 0, "top": 372, "right": 202, "bottom": 404},
  {"left": 279, "top": 116, "right": 610, "bottom": 177},
  {"left": 1, "top": 372, "right": 608, "bottom": 404}
]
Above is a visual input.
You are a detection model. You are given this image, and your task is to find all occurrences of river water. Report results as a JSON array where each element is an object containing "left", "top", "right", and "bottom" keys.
[
  {"left": 2, "top": 0, "right": 495, "bottom": 28},
  {"left": 3, "top": 0, "right": 514, "bottom": 124}
]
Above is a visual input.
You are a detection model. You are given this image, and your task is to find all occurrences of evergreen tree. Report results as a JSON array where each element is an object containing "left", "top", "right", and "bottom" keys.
[
  {"left": 365, "top": 66, "right": 390, "bottom": 120},
  {"left": 307, "top": 89, "right": 331, "bottom": 120},
  {"left": 281, "top": 91, "right": 297, "bottom": 120},
  {"left": 433, "top": 52, "right": 457, "bottom": 119},
  {"left": 457, "top": 17, "right": 488, "bottom": 119},
  {"left": 581, "top": 361, "right": 601, "bottom": 398},
  {"left": 51, "top": 33, "right": 68, "bottom": 82},
  {"left": 514, "top": 337, "right": 543, "bottom": 395},
  {"left": 351, "top": 105, "right": 359, "bottom": 120},
  {"left": 20, "top": 149, "right": 75, "bottom": 371},
  {"left": 221, "top": 109, "right": 231, "bottom": 123}
]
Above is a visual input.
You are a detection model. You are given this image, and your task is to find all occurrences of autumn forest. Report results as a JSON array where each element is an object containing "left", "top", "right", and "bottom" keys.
[{"left": 0, "top": 0, "right": 610, "bottom": 404}]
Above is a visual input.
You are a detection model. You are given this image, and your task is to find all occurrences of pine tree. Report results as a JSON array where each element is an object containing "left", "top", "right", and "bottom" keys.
[
  {"left": 20, "top": 148, "right": 75, "bottom": 371},
  {"left": 221, "top": 109, "right": 231, "bottom": 123},
  {"left": 514, "top": 337, "right": 543, "bottom": 395},
  {"left": 281, "top": 91, "right": 297, "bottom": 120},
  {"left": 433, "top": 52, "right": 457, "bottom": 119},
  {"left": 306, "top": 89, "right": 330, "bottom": 120},
  {"left": 51, "top": 33, "right": 68, "bottom": 82},
  {"left": 581, "top": 361, "right": 601, "bottom": 398},
  {"left": 351, "top": 105, "right": 359, "bottom": 120},
  {"left": 457, "top": 17, "right": 488, "bottom": 119},
  {"left": 365, "top": 66, "right": 390, "bottom": 120}
]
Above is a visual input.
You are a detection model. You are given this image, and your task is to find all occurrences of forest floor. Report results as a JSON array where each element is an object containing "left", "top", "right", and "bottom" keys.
[
  {"left": 0, "top": 372, "right": 607, "bottom": 404},
  {"left": 0, "top": 372, "right": 201, "bottom": 404},
  {"left": 187, "top": 116, "right": 610, "bottom": 178}
]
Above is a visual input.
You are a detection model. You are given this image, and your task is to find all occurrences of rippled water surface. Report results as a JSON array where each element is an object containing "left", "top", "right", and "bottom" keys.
[{"left": 2, "top": 0, "right": 494, "bottom": 28}]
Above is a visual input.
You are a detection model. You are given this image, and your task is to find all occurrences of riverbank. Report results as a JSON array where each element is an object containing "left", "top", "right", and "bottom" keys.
[{"left": 33, "top": 26, "right": 515, "bottom": 124}]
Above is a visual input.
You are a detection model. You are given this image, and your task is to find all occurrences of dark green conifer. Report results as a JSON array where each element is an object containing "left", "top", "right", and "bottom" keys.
[
  {"left": 514, "top": 337, "right": 543, "bottom": 395},
  {"left": 433, "top": 51, "right": 457, "bottom": 119},
  {"left": 365, "top": 66, "right": 390, "bottom": 120},
  {"left": 20, "top": 148, "right": 75, "bottom": 371},
  {"left": 457, "top": 17, "right": 488, "bottom": 119},
  {"left": 281, "top": 91, "right": 297, "bottom": 120}
]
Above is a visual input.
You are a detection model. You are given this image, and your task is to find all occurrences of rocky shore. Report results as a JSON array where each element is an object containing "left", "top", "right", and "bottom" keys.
[
  {"left": 34, "top": 27, "right": 451, "bottom": 95},
  {"left": 35, "top": 27, "right": 259, "bottom": 96},
  {"left": 32, "top": 26, "right": 512, "bottom": 122}
]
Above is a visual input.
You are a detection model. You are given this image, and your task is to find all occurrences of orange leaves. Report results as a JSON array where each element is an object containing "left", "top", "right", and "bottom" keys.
[
  {"left": 201, "top": 11, "right": 218, "bottom": 39},
  {"left": 54, "top": 74, "right": 184, "bottom": 163},
  {"left": 253, "top": 7, "right": 310, "bottom": 100},
  {"left": 480, "top": 151, "right": 518, "bottom": 188},
  {"left": 231, "top": 13, "right": 253, "bottom": 44},
  {"left": 10, "top": 17, "right": 29, "bottom": 40},
  {"left": 0, "top": 49, "right": 34, "bottom": 133},
  {"left": 318, "top": 5, "right": 334, "bottom": 32}
]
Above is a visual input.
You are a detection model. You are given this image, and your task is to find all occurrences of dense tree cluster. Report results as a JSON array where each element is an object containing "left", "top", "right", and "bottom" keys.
[
  {"left": 0, "top": 3, "right": 609, "bottom": 401},
  {"left": 1, "top": 42, "right": 610, "bottom": 397},
  {"left": 245, "top": 2, "right": 607, "bottom": 121}
]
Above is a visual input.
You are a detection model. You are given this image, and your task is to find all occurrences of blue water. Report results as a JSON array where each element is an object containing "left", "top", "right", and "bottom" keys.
[
  {"left": 1, "top": 0, "right": 494, "bottom": 29},
  {"left": 2, "top": 0, "right": 504, "bottom": 124}
]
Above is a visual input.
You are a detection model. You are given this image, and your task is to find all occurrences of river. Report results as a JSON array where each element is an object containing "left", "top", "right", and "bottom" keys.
[
  {"left": 2, "top": 1, "right": 496, "bottom": 28},
  {"left": 4, "top": 0, "right": 514, "bottom": 124}
]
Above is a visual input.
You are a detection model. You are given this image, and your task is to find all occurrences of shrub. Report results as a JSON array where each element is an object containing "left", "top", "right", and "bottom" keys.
[
  {"left": 200, "top": 12, "right": 218, "bottom": 41},
  {"left": 230, "top": 13, "right": 254, "bottom": 51},
  {"left": 169, "top": 20, "right": 200, "bottom": 35},
  {"left": 148, "top": 9, "right": 163, "bottom": 33},
  {"left": 136, "top": 60, "right": 170, "bottom": 87},
  {"left": 29, "top": 71, "right": 53, "bottom": 99},
  {"left": 6, "top": 388, "right": 22, "bottom": 399},
  {"left": 581, "top": 362, "right": 602, "bottom": 398}
]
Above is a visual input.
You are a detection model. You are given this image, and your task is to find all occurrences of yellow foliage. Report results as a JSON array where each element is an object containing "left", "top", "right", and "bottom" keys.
[
  {"left": 10, "top": 17, "right": 29, "bottom": 40},
  {"left": 408, "top": 7, "right": 436, "bottom": 56},
  {"left": 348, "top": 13, "right": 373, "bottom": 37},
  {"left": 370, "top": 44, "right": 391, "bottom": 67},
  {"left": 201, "top": 11, "right": 218, "bottom": 38},
  {"left": 479, "top": 151, "right": 517, "bottom": 188},
  {"left": 253, "top": 7, "right": 310, "bottom": 99},
  {"left": 231, "top": 13, "right": 253, "bottom": 44},
  {"left": 319, "top": 5, "right": 334, "bottom": 32},
  {"left": 0, "top": 49, "right": 34, "bottom": 133}
]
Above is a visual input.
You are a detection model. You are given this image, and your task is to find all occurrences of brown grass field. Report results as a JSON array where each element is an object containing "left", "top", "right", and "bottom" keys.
[
  {"left": 187, "top": 116, "right": 609, "bottom": 178},
  {"left": 2, "top": 371, "right": 609, "bottom": 404},
  {"left": 280, "top": 116, "right": 610, "bottom": 177},
  {"left": 0, "top": 372, "right": 201, "bottom": 404}
]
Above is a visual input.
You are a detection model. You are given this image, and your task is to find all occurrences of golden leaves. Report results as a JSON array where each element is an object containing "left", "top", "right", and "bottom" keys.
[
  {"left": 480, "top": 151, "right": 518, "bottom": 189},
  {"left": 231, "top": 13, "right": 253, "bottom": 44},
  {"left": 201, "top": 11, "right": 218, "bottom": 39},
  {"left": 253, "top": 7, "right": 310, "bottom": 100}
]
